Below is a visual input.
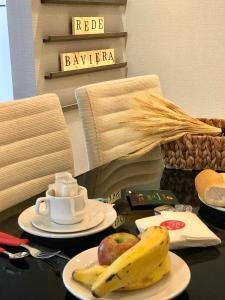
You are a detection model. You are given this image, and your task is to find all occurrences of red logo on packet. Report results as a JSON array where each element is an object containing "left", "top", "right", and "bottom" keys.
[{"left": 160, "top": 220, "right": 185, "bottom": 230}]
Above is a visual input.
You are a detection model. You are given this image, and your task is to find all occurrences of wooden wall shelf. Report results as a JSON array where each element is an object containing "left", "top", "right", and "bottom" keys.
[
  {"left": 41, "top": 0, "right": 127, "bottom": 5},
  {"left": 43, "top": 32, "right": 127, "bottom": 43},
  {"left": 45, "top": 62, "right": 127, "bottom": 79},
  {"left": 62, "top": 103, "right": 78, "bottom": 111}
]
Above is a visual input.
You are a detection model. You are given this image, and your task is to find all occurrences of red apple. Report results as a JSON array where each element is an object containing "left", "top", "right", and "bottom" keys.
[{"left": 98, "top": 232, "right": 139, "bottom": 265}]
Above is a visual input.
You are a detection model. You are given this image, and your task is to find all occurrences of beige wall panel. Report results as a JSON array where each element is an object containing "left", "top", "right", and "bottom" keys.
[
  {"left": 32, "top": 1, "right": 126, "bottom": 106},
  {"left": 36, "top": 38, "right": 126, "bottom": 106}
]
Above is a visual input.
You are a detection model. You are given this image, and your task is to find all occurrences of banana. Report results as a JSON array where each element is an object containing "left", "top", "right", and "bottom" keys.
[
  {"left": 72, "top": 253, "right": 170, "bottom": 290},
  {"left": 72, "top": 265, "right": 107, "bottom": 287},
  {"left": 121, "top": 253, "right": 170, "bottom": 290},
  {"left": 91, "top": 226, "right": 169, "bottom": 297}
]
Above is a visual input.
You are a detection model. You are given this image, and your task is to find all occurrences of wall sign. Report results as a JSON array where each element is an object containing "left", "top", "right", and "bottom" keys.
[
  {"left": 72, "top": 17, "right": 104, "bottom": 35},
  {"left": 60, "top": 48, "right": 115, "bottom": 71}
]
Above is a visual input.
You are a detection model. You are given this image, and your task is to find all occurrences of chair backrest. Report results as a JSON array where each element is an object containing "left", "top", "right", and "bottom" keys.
[
  {"left": 0, "top": 93, "right": 74, "bottom": 212},
  {"left": 76, "top": 74, "right": 162, "bottom": 169}
]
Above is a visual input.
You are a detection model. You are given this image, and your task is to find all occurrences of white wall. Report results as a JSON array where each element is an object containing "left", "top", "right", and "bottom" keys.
[
  {"left": 126, "top": 0, "right": 225, "bottom": 118},
  {"left": 0, "top": 0, "right": 13, "bottom": 101},
  {"left": 7, "top": 0, "right": 36, "bottom": 99}
]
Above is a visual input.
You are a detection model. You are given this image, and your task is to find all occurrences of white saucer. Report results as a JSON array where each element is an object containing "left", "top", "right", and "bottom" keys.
[
  {"left": 198, "top": 195, "right": 225, "bottom": 212},
  {"left": 18, "top": 199, "right": 117, "bottom": 239},
  {"left": 31, "top": 208, "right": 105, "bottom": 233},
  {"left": 63, "top": 247, "right": 191, "bottom": 300}
]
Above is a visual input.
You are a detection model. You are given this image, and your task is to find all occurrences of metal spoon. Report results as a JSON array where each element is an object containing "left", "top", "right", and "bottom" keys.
[{"left": 0, "top": 247, "right": 29, "bottom": 259}]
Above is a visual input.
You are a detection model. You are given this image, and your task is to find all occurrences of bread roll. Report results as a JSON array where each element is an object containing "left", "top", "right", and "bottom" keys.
[{"left": 195, "top": 169, "right": 225, "bottom": 207}]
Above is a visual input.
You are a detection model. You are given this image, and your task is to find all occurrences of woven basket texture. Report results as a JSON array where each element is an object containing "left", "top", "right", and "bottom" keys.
[{"left": 161, "top": 118, "right": 225, "bottom": 171}]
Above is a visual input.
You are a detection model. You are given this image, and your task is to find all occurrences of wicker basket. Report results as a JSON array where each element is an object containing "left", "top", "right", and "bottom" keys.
[{"left": 161, "top": 118, "right": 225, "bottom": 171}]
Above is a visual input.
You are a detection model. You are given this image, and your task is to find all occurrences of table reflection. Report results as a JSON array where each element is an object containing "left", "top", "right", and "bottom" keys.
[{"left": 78, "top": 148, "right": 163, "bottom": 200}]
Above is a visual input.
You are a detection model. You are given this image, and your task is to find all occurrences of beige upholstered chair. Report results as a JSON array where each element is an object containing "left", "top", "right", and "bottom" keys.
[
  {"left": 76, "top": 74, "right": 162, "bottom": 169},
  {"left": 0, "top": 93, "right": 74, "bottom": 212}
]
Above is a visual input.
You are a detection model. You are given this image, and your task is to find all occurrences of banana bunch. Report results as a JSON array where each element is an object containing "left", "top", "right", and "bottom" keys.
[
  {"left": 72, "top": 226, "right": 170, "bottom": 298},
  {"left": 73, "top": 254, "right": 170, "bottom": 291}
]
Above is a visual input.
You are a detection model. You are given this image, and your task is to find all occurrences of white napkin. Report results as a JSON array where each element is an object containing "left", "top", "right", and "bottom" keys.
[{"left": 135, "top": 211, "right": 221, "bottom": 249}]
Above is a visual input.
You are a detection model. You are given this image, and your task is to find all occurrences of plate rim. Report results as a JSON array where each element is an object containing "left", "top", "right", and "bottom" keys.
[
  {"left": 18, "top": 199, "right": 117, "bottom": 239},
  {"left": 198, "top": 194, "right": 225, "bottom": 212},
  {"left": 62, "top": 246, "right": 191, "bottom": 300}
]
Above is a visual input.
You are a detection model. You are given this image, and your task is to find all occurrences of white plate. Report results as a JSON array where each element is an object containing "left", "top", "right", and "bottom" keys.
[
  {"left": 198, "top": 195, "right": 225, "bottom": 212},
  {"left": 31, "top": 207, "right": 105, "bottom": 233},
  {"left": 18, "top": 200, "right": 117, "bottom": 239},
  {"left": 63, "top": 247, "right": 191, "bottom": 300}
]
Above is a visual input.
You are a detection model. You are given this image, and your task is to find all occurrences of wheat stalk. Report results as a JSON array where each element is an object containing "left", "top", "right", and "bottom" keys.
[{"left": 124, "top": 93, "right": 221, "bottom": 157}]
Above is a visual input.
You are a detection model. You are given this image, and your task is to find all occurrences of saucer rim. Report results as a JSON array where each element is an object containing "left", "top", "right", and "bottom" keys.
[
  {"left": 18, "top": 199, "right": 117, "bottom": 239},
  {"left": 31, "top": 208, "right": 105, "bottom": 233}
]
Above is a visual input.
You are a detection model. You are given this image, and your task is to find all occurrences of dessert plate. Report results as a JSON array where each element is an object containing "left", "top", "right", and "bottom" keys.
[
  {"left": 18, "top": 200, "right": 117, "bottom": 239},
  {"left": 198, "top": 195, "right": 225, "bottom": 212},
  {"left": 63, "top": 247, "right": 191, "bottom": 300},
  {"left": 31, "top": 209, "right": 104, "bottom": 233}
]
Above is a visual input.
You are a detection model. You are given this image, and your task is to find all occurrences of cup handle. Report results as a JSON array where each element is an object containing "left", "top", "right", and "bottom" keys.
[{"left": 35, "top": 197, "right": 50, "bottom": 217}]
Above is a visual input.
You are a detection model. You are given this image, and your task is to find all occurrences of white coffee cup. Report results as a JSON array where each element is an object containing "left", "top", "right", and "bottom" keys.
[{"left": 35, "top": 186, "right": 87, "bottom": 225}]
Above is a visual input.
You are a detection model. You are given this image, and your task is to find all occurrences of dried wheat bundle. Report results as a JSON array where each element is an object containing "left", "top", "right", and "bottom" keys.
[{"left": 125, "top": 93, "right": 222, "bottom": 157}]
